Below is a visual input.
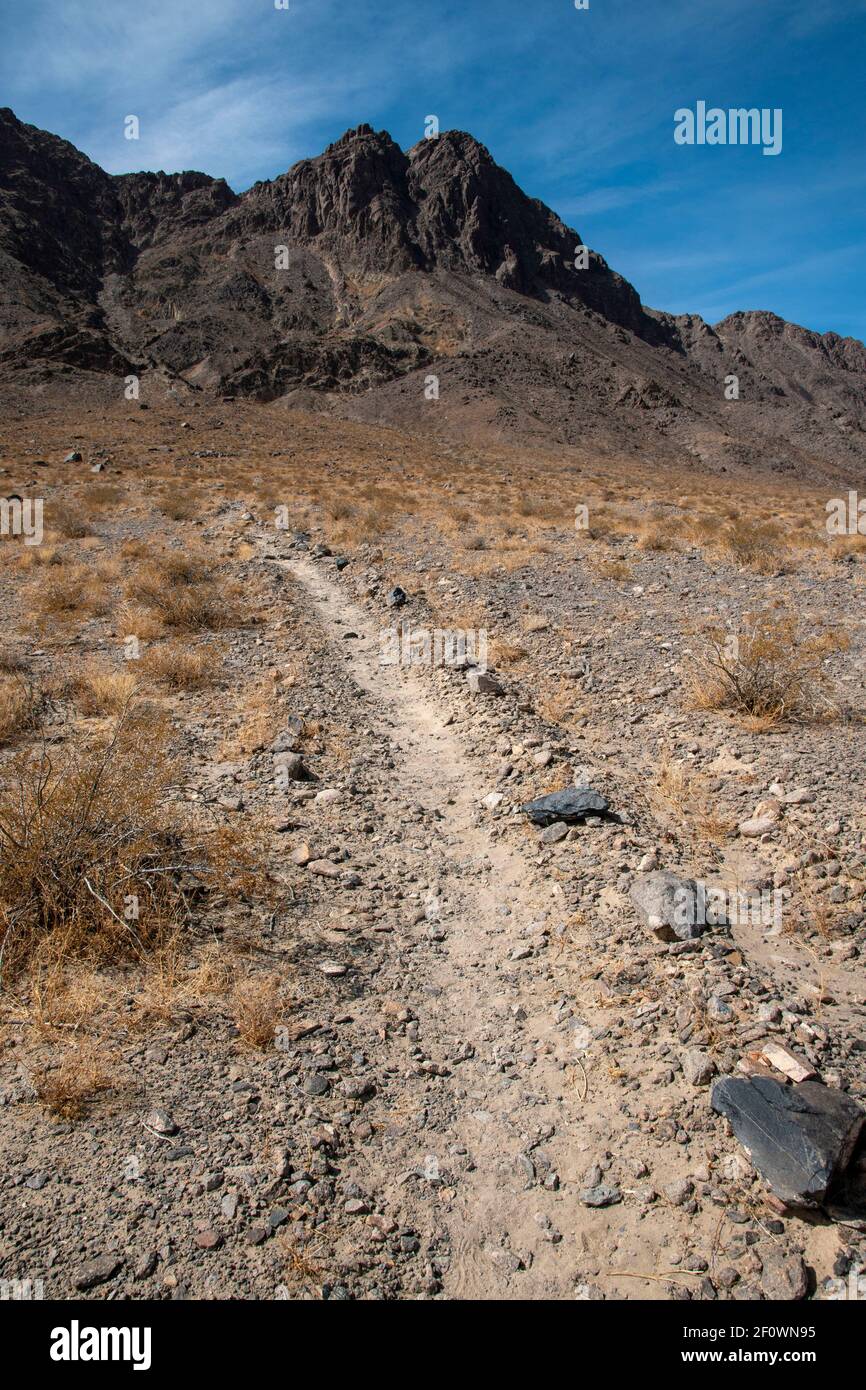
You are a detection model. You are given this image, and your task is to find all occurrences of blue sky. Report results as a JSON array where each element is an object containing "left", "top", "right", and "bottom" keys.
[{"left": 2, "top": 0, "right": 865, "bottom": 339}]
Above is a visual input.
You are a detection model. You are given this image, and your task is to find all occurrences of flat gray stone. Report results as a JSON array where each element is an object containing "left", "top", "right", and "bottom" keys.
[
  {"left": 579, "top": 1184, "right": 622, "bottom": 1207},
  {"left": 75, "top": 1256, "right": 123, "bottom": 1291},
  {"left": 540, "top": 821, "right": 570, "bottom": 845},
  {"left": 521, "top": 788, "right": 610, "bottom": 827}
]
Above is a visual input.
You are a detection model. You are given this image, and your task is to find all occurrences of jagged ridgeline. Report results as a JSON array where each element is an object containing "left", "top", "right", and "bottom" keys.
[{"left": 1, "top": 109, "right": 865, "bottom": 475}]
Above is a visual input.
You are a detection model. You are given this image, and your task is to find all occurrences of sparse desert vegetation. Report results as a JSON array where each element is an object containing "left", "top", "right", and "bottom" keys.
[
  {"left": 0, "top": 394, "right": 864, "bottom": 1308},
  {"left": 689, "top": 609, "right": 846, "bottom": 723}
]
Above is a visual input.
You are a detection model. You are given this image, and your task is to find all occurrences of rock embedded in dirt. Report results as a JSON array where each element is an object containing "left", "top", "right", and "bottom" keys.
[
  {"left": 682, "top": 1049, "right": 717, "bottom": 1087},
  {"left": 307, "top": 859, "right": 341, "bottom": 878},
  {"left": 540, "top": 821, "right": 569, "bottom": 845},
  {"left": 466, "top": 669, "right": 503, "bottom": 696},
  {"left": 629, "top": 869, "right": 717, "bottom": 941},
  {"left": 521, "top": 788, "right": 610, "bottom": 827},
  {"left": 74, "top": 1256, "right": 123, "bottom": 1291},
  {"left": 711, "top": 1076, "right": 866, "bottom": 1207},
  {"left": 784, "top": 788, "right": 815, "bottom": 805},
  {"left": 759, "top": 1041, "right": 817, "bottom": 1084},
  {"left": 146, "top": 1108, "right": 177, "bottom": 1136},
  {"left": 579, "top": 1184, "right": 622, "bottom": 1207},
  {"left": 760, "top": 1250, "right": 809, "bottom": 1301},
  {"left": 273, "top": 751, "right": 310, "bottom": 781},
  {"left": 739, "top": 798, "right": 783, "bottom": 838},
  {"left": 194, "top": 1229, "right": 222, "bottom": 1251},
  {"left": 319, "top": 960, "right": 347, "bottom": 977},
  {"left": 663, "top": 1178, "right": 694, "bottom": 1206}
]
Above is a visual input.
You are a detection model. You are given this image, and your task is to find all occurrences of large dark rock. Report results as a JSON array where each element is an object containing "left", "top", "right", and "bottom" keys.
[
  {"left": 711, "top": 1076, "right": 865, "bottom": 1207},
  {"left": 521, "top": 788, "right": 610, "bottom": 827}
]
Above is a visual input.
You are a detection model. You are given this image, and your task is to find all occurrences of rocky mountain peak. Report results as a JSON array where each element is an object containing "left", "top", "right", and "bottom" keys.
[{"left": 0, "top": 107, "right": 863, "bottom": 478}]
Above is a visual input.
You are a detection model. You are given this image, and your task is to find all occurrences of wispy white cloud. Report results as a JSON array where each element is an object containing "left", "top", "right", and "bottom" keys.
[
  {"left": 698, "top": 244, "right": 862, "bottom": 307},
  {"left": 557, "top": 178, "right": 680, "bottom": 218}
]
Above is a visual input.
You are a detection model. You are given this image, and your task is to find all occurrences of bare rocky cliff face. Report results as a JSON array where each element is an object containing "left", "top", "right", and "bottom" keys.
[{"left": 1, "top": 107, "right": 864, "bottom": 477}]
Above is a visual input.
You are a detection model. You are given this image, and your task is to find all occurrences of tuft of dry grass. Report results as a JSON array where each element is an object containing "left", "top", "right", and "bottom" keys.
[
  {"left": 488, "top": 638, "right": 528, "bottom": 666},
  {"left": 230, "top": 974, "right": 285, "bottom": 1048},
  {"left": 125, "top": 550, "right": 232, "bottom": 632},
  {"left": 0, "top": 649, "right": 28, "bottom": 674},
  {"left": 537, "top": 678, "right": 577, "bottom": 727},
  {"left": 27, "top": 963, "right": 110, "bottom": 1035},
  {"left": 116, "top": 601, "right": 165, "bottom": 642},
  {"left": 50, "top": 507, "right": 93, "bottom": 540},
  {"left": 155, "top": 491, "right": 199, "bottom": 521},
  {"left": 141, "top": 640, "right": 222, "bottom": 690},
  {"left": 650, "top": 755, "right": 735, "bottom": 847},
  {"left": 589, "top": 554, "right": 632, "bottom": 582},
  {"left": 28, "top": 562, "right": 109, "bottom": 618},
  {"left": 636, "top": 523, "right": 676, "bottom": 552},
  {"left": 0, "top": 675, "right": 39, "bottom": 745},
  {"left": 74, "top": 661, "right": 139, "bottom": 716},
  {"left": 713, "top": 520, "right": 787, "bottom": 574},
  {"left": 220, "top": 677, "right": 290, "bottom": 755},
  {"left": 34, "top": 1042, "right": 116, "bottom": 1119}
]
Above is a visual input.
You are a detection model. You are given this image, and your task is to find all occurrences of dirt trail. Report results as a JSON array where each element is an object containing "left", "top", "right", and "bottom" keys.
[{"left": 275, "top": 552, "right": 684, "bottom": 1299}]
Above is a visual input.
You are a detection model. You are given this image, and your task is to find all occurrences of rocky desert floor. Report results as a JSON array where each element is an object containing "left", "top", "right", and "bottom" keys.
[{"left": 1, "top": 382, "right": 865, "bottom": 1302}]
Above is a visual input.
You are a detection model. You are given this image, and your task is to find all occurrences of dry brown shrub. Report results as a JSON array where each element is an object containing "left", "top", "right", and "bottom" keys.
[
  {"left": 637, "top": 522, "right": 677, "bottom": 552},
  {"left": 589, "top": 553, "right": 632, "bottom": 581},
  {"left": 156, "top": 491, "right": 199, "bottom": 521},
  {"left": 29, "top": 563, "right": 108, "bottom": 617},
  {"left": 0, "top": 649, "right": 28, "bottom": 674},
  {"left": 0, "top": 709, "right": 188, "bottom": 980},
  {"left": 15, "top": 543, "right": 61, "bottom": 571},
  {"left": 50, "top": 507, "right": 93, "bottom": 539},
  {"left": 27, "top": 963, "right": 109, "bottom": 1034},
  {"left": 126, "top": 550, "right": 232, "bottom": 632},
  {"left": 714, "top": 520, "right": 787, "bottom": 574},
  {"left": 116, "top": 601, "right": 165, "bottom": 642},
  {"left": 87, "top": 484, "right": 124, "bottom": 509},
  {"left": 689, "top": 610, "right": 842, "bottom": 723}
]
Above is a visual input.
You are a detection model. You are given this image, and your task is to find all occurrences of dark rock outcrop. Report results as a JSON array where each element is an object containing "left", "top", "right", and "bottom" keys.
[{"left": 711, "top": 1076, "right": 865, "bottom": 1208}]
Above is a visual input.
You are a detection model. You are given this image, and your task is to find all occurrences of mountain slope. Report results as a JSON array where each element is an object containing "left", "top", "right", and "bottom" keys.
[{"left": 1, "top": 107, "right": 864, "bottom": 478}]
